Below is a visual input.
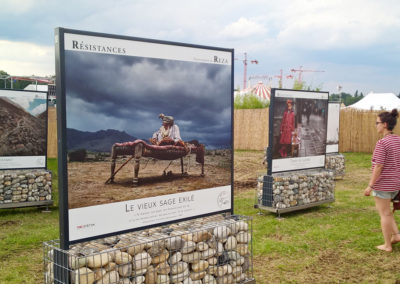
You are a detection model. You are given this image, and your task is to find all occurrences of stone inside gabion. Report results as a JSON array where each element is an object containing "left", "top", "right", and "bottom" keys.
[
  {"left": 325, "top": 154, "right": 345, "bottom": 178},
  {"left": 257, "top": 169, "right": 335, "bottom": 209},
  {"left": 0, "top": 170, "right": 52, "bottom": 204},
  {"left": 44, "top": 215, "right": 253, "bottom": 284}
]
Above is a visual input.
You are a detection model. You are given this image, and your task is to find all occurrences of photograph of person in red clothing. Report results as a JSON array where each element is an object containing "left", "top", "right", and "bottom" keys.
[{"left": 279, "top": 99, "right": 295, "bottom": 158}]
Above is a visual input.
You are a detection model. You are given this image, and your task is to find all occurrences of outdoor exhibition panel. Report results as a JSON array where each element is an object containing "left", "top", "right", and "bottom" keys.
[
  {"left": 258, "top": 89, "right": 334, "bottom": 215},
  {"left": 325, "top": 102, "right": 345, "bottom": 178},
  {"left": 55, "top": 28, "right": 234, "bottom": 248},
  {"left": 0, "top": 89, "right": 53, "bottom": 209},
  {"left": 0, "top": 89, "right": 48, "bottom": 170}
]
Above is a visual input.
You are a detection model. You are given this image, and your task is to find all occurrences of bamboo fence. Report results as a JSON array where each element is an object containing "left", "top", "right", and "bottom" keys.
[
  {"left": 45, "top": 108, "right": 400, "bottom": 156},
  {"left": 47, "top": 107, "right": 57, "bottom": 158}
]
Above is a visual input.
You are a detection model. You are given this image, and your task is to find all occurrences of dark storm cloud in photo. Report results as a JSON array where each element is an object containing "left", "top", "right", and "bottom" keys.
[{"left": 65, "top": 50, "right": 232, "bottom": 149}]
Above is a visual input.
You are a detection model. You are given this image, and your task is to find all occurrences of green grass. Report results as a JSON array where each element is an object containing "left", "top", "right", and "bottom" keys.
[
  {"left": 234, "top": 94, "right": 269, "bottom": 109},
  {"left": 2, "top": 153, "right": 400, "bottom": 283}
]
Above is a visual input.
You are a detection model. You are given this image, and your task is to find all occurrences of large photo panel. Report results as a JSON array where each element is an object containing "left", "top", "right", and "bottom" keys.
[
  {"left": 56, "top": 28, "right": 233, "bottom": 245},
  {"left": 0, "top": 89, "right": 47, "bottom": 169},
  {"left": 268, "top": 89, "right": 329, "bottom": 173},
  {"left": 326, "top": 102, "right": 341, "bottom": 153}
]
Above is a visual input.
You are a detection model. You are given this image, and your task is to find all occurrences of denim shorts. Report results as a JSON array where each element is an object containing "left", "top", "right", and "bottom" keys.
[{"left": 372, "top": 190, "right": 399, "bottom": 200}]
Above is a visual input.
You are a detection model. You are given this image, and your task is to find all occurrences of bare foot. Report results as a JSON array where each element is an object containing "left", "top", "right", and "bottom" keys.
[
  {"left": 391, "top": 233, "right": 400, "bottom": 244},
  {"left": 376, "top": 245, "right": 392, "bottom": 252}
]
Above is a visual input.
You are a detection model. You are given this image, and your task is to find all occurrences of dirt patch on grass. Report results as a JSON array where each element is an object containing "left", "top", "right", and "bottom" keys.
[
  {"left": 253, "top": 249, "right": 400, "bottom": 283},
  {"left": 68, "top": 154, "right": 231, "bottom": 209},
  {"left": 234, "top": 151, "right": 265, "bottom": 190}
]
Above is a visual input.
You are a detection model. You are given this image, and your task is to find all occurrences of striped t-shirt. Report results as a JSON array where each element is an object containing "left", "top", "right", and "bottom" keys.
[{"left": 372, "top": 134, "right": 400, "bottom": 192}]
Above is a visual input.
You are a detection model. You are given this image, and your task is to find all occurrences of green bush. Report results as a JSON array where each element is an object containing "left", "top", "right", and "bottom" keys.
[{"left": 234, "top": 94, "right": 269, "bottom": 109}]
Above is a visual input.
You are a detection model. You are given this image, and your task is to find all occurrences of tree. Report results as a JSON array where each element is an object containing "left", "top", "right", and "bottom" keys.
[{"left": 354, "top": 90, "right": 358, "bottom": 97}]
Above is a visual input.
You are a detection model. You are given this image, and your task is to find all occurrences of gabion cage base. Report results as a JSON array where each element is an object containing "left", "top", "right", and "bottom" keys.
[
  {"left": 0, "top": 169, "right": 53, "bottom": 209},
  {"left": 325, "top": 153, "right": 345, "bottom": 180},
  {"left": 256, "top": 168, "right": 335, "bottom": 216},
  {"left": 44, "top": 214, "right": 255, "bottom": 284}
]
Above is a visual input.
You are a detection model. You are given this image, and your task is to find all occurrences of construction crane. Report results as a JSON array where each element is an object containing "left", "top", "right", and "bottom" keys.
[
  {"left": 274, "top": 69, "right": 283, "bottom": 88},
  {"left": 235, "top": 53, "right": 258, "bottom": 89},
  {"left": 290, "top": 66, "right": 325, "bottom": 83}
]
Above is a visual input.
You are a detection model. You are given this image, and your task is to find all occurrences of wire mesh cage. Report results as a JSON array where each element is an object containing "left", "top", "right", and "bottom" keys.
[
  {"left": 325, "top": 153, "right": 345, "bottom": 179},
  {"left": 43, "top": 215, "right": 254, "bottom": 284},
  {"left": 256, "top": 169, "right": 335, "bottom": 214}
]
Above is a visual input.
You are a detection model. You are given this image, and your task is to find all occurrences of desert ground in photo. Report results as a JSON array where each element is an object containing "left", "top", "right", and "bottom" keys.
[{"left": 68, "top": 152, "right": 231, "bottom": 209}]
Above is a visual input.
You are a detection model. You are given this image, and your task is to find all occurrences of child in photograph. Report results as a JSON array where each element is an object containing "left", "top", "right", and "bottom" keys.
[{"left": 279, "top": 99, "right": 295, "bottom": 158}]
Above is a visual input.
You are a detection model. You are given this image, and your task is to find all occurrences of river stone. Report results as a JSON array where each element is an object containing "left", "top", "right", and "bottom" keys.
[
  {"left": 202, "top": 274, "right": 217, "bottom": 284},
  {"left": 133, "top": 252, "right": 152, "bottom": 270},
  {"left": 115, "top": 252, "right": 133, "bottom": 264},
  {"left": 132, "top": 268, "right": 147, "bottom": 276},
  {"left": 169, "top": 251, "right": 182, "bottom": 264},
  {"left": 156, "top": 261, "right": 170, "bottom": 274},
  {"left": 234, "top": 273, "right": 246, "bottom": 283},
  {"left": 192, "top": 260, "right": 209, "bottom": 272},
  {"left": 180, "top": 233, "right": 193, "bottom": 242},
  {"left": 226, "top": 251, "right": 241, "bottom": 261},
  {"left": 119, "top": 278, "right": 132, "bottom": 284},
  {"left": 224, "top": 236, "right": 237, "bottom": 251},
  {"left": 216, "top": 274, "right": 233, "bottom": 284},
  {"left": 183, "top": 277, "right": 194, "bottom": 284},
  {"left": 118, "top": 263, "right": 133, "bottom": 277},
  {"left": 230, "top": 221, "right": 248, "bottom": 234},
  {"left": 145, "top": 266, "right": 156, "bottom": 284},
  {"left": 181, "top": 241, "right": 196, "bottom": 254},
  {"left": 171, "top": 268, "right": 189, "bottom": 283},
  {"left": 152, "top": 249, "right": 169, "bottom": 265},
  {"left": 127, "top": 243, "right": 146, "bottom": 256},
  {"left": 94, "top": 268, "right": 107, "bottom": 281},
  {"left": 207, "top": 257, "right": 218, "bottom": 266},
  {"left": 132, "top": 276, "right": 145, "bottom": 284},
  {"left": 104, "top": 262, "right": 117, "bottom": 272},
  {"left": 236, "top": 244, "right": 249, "bottom": 256},
  {"left": 193, "top": 231, "right": 212, "bottom": 242},
  {"left": 201, "top": 249, "right": 216, "bottom": 260},
  {"left": 196, "top": 242, "right": 209, "bottom": 252},
  {"left": 236, "top": 232, "right": 251, "bottom": 243},
  {"left": 148, "top": 243, "right": 165, "bottom": 257},
  {"left": 87, "top": 252, "right": 111, "bottom": 268},
  {"left": 171, "top": 261, "right": 188, "bottom": 275},
  {"left": 166, "top": 236, "right": 185, "bottom": 250},
  {"left": 231, "top": 266, "right": 242, "bottom": 277},
  {"left": 99, "top": 271, "right": 119, "bottom": 284},
  {"left": 190, "top": 271, "right": 206, "bottom": 280},
  {"left": 156, "top": 274, "right": 170, "bottom": 284},
  {"left": 207, "top": 265, "right": 217, "bottom": 275},
  {"left": 215, "top": 265, "right": 230, "bottom": 277},
  {"left": 213, "top": 226, "right": 231, "bottom": 239},
  {"left": 72, "top": 267, "right": 95, "bottom": 284},
  {"left": 69, "top": 256, "right": 87, "bottom": 269},
  {"left": 182, "top": 251, "right": 201, "bottom": 263},
  {"left": 216, "top": 243, "right": 224, "bottom": 257}
]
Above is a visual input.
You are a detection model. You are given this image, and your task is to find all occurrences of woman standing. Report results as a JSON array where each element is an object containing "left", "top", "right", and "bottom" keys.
[
  {"left": 279, "top": 100, "right": 295, "bottom": 158},
  {"left": 364, "top": 109, "right": 400, "bottom": 252}
]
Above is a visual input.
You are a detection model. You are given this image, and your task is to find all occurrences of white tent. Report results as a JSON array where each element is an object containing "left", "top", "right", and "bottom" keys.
[{"left": 347, "top": 92, "right": 400, "bottom": 111}]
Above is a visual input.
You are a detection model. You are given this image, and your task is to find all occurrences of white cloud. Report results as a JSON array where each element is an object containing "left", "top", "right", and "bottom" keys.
[
  {"left": 0, "top": 40, "right": 54, "bottom": 76},
  {"left": 221, "top": 17, "right": 267, "bottom": 39},
  {"left": 273, "top": 0, "right": 400, "bottom": 49}
]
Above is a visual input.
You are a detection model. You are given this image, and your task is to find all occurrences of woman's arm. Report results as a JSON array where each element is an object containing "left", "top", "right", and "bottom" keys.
[{"left": 364, "top": 163, "right": 384, "bottom": 196}]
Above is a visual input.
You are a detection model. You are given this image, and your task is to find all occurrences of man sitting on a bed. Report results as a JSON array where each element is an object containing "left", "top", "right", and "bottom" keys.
[{"left": 150, "top": 114, "right": 185, "bottom": 147}]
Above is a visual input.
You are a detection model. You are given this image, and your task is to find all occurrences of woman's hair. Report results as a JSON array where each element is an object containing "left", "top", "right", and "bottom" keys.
[{"left": 378, "top": 109, "right": 399, "bottom": 131}]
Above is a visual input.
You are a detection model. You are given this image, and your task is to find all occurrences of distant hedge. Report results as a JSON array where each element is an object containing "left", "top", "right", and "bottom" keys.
[{"left": 234, "top": 94, "right": 269, "bottom": 109}]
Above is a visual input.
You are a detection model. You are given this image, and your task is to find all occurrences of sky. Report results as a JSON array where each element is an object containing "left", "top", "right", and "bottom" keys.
[
  {"left": 65, "top": 51, "right": 231, "bottom": 148},
  {"left": 1, "top": 0, "right": 400, "bottom": 96},
  {"left": 0, "top": 90, "right": 47, "bottom": 115}
]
